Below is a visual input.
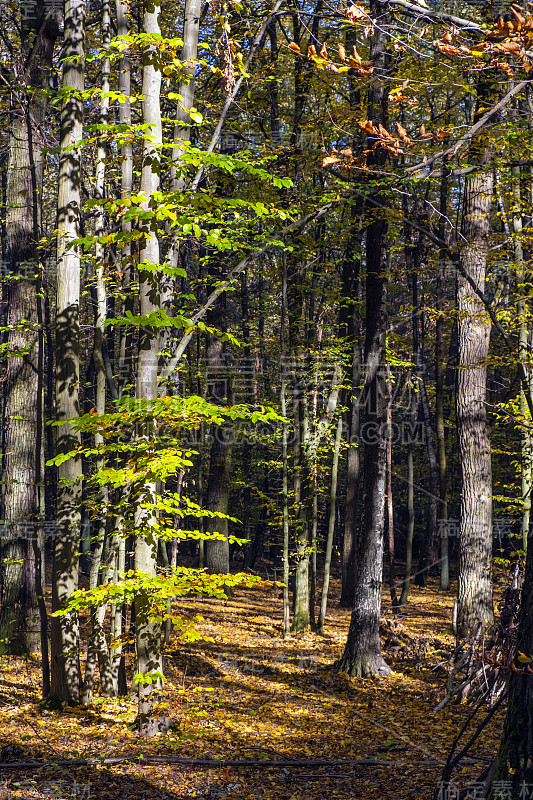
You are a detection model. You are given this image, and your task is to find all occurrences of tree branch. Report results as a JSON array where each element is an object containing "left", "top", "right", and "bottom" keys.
[
  {"left": 159, "top": 201, "right": 336, "bottom": 380},
  {"left": 390, "top": 0, "right": 481, "bottom": 32},
  {"left": 407, "top": 81, "right": 530, "bottom": 175},
  {"left": 189, "top": 0, "right": 284, "bottom": 192}
]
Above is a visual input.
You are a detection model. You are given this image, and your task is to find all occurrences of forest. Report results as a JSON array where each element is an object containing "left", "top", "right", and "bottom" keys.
[{"left": 1, "top": 0, "right": 533, "bottom": 797}]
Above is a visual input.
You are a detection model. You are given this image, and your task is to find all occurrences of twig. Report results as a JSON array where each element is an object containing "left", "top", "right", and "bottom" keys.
[
  {"left": 0, "top": 755, "right": 490, "bottom": 770},
  {"left": 189, "top": 0, "right": 284, "bottom": 192},
  {"left": 160, "top": 200, "right": 336, "bottom": 376},
  {"left": 390, "top": 0, "right": 481, "bottom": 31},
  {"left": 407, "top": 81, "right": 530, "bottom": 175}
]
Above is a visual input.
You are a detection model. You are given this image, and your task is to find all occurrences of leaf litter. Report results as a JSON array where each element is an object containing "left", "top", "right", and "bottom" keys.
[{"left": 0, "top": 575, "right": 503, "bottom": 799}]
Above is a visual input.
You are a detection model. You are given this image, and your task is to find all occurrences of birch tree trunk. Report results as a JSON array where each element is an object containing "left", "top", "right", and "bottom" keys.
[
  {"left": 50, "top": 0, "right": 86, "bottom": 704},
  {"left": 134, "top": 0, "right": 164, "bottom": 737}
]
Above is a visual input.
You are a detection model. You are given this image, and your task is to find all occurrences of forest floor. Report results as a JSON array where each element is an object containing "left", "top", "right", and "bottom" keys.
[{"left": 0, "top": 569, "right": 504, "bottom": 800}]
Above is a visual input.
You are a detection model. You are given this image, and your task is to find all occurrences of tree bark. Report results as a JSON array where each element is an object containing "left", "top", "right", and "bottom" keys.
[
  {"left": 318, "top": 415, "right": 343, "bottom": 632},
  {"left": 337, "top": 0, "right": 391, "bottom": 678},
  {"left": 456, "top": 101, "right": 494, "bottom": 636},
  {"left": 339, "top": 204, "right": 362, "bottom": 609},
  {"left": 50, "top": 0, "right": 86, "bottom": 704},
  {"left": 204, "top": 323, "right": 231, "bottom": 575},
  {"left": 134, "top": 0, "right": 164, "bottom": 737},
  {"left": 0, "top": 7, "right": 59, "bottom": 657},
  {"left": 436, "top": 164, "right": 450, "bottom": 590},
  {"left": 489, "top": 516, "right": 533, "bottom": 794}
]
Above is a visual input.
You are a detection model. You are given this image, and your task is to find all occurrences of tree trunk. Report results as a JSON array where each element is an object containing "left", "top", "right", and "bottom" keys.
[
  {"left": 134, "top": 0, "right": 164, "bottom": 737},
  {"left": 292, "top": 384, "right": 310, "bottom": 634},
  {"left": 318, "top": 415, "right": 342, "bottom": 632},
  {"left": 337, "top": 0, "right": 391, "bottom": 677},
  {"left": 436, "top": 163, "right": 450, "bottom": 590},
  {"left": 456, "top": 129, "right": 494, "bottom": 637},
  {"left": 116, "top": 0, "right": 134, "bottom": 392},
  {"left": 0, "top": 7, "right": 59, "bottom": 658},
  {"left": 204, "top": 328, "right": 231, "bottom": 575},
  {"left": 489, "top": 516, "right": 533, "bottom": 794},
  {"left": 513, "top": 160, "right": 533, "bottom": 554},
  {"left": 400, "top": 383, "right": 416, "bottom": 606},
  {"left": 50, "top": 0, "right": 86, "bottom": 704},
  {"left": 281, "top": 255, "right": 290, "bottom": 637},
  {"left": 339, "top": 211, "right": 362, "bottom": 609},
  {"left": 386, "top": 365, "right": 398, "bottom": 609}
]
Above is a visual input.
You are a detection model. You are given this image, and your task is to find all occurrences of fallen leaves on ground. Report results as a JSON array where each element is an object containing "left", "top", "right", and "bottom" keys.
[{"left": 0, "top": 572, "right": 504, "bottom": 799}]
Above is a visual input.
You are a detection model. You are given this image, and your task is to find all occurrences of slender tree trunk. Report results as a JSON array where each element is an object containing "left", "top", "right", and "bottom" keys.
[
  {"left": 204, "top": 429, "right": 232, "bottom": 574},
  {"left": 339, "top": 33, "right": 363, "bottom": 609},
  {"left": 318, "top": 415, "right": 342, "bottom": 632},
  {"left": 337, "top": 0, "right": 391, "bottom": 677},
  {"left": 0, "top": 8, "right": 59, "bottom": 657},
  {"left": 171, "top": 0, "right": 201, "bottom": 193},
  {"left": 50, "top": 0, "right": 86, "bottom": 704},
  {"left": 116, "top": 0, "right": 134, "bottom": 392},
  {"left": 513, "top": 161, "right": 533, "bottom": 554},
  {"left": 412, "top": 236, "right": 438, "bottom": 587},
  {"left": 400, "top": 380, "right": 416, "bottom": 606},
  {"left": 339, "top": 209, "right": 362, "bottom": 609},
  {"left": 292, "top": 382, "right": 310, "bottom": 633},
  {"left": 81, "top": 0, "right": 115, "bottom": 705},
  {"left": 204, "top": 323, "right": 231, "bottom": 575},
  {"left": 134, "top": 0, "right": 164, "bottom": 737},
  {"left": 281, "top": 255, "right": 290, "bottom": 637},
  {"left": 386, "top": 365, "right": 398, "bottom": 609},
  {"left": 436, "top": 164, "right": 450, "bottom": 590}
]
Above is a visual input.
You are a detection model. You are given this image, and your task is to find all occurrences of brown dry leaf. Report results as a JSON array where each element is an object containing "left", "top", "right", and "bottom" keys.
[
  {"left": 395, "top": 122, "right": 408, "bottom": 141},
  {"left": 320, "top": 42, "right": 328, "bottom": 58},
  {"left": 360, "top": 119, "right": 377, "bottom": 134},
  {"left": 338, "top": 43, "right": 347, "bottom": 62},
  {"left": 288, "top": 42, "right": 301, "bottom": 53},
  {"left": 498, "top": 41, "right": 523, "bottom": 54},
  {"left": 346, "top": 3, "right": 366, "bottom": 22},
  {"left": 510, "top": 5, "right": 526, "bottom": 26}
]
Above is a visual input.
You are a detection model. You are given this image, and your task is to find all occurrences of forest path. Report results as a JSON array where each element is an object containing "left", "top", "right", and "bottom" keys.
[{"left": 0, "top": 574, "right": 502, "bottom": 799}]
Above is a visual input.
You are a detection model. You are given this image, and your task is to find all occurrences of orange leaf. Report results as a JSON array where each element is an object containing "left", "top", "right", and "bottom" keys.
[{"left": 346, "top": 3, "right": 366, "bottom": 23}]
